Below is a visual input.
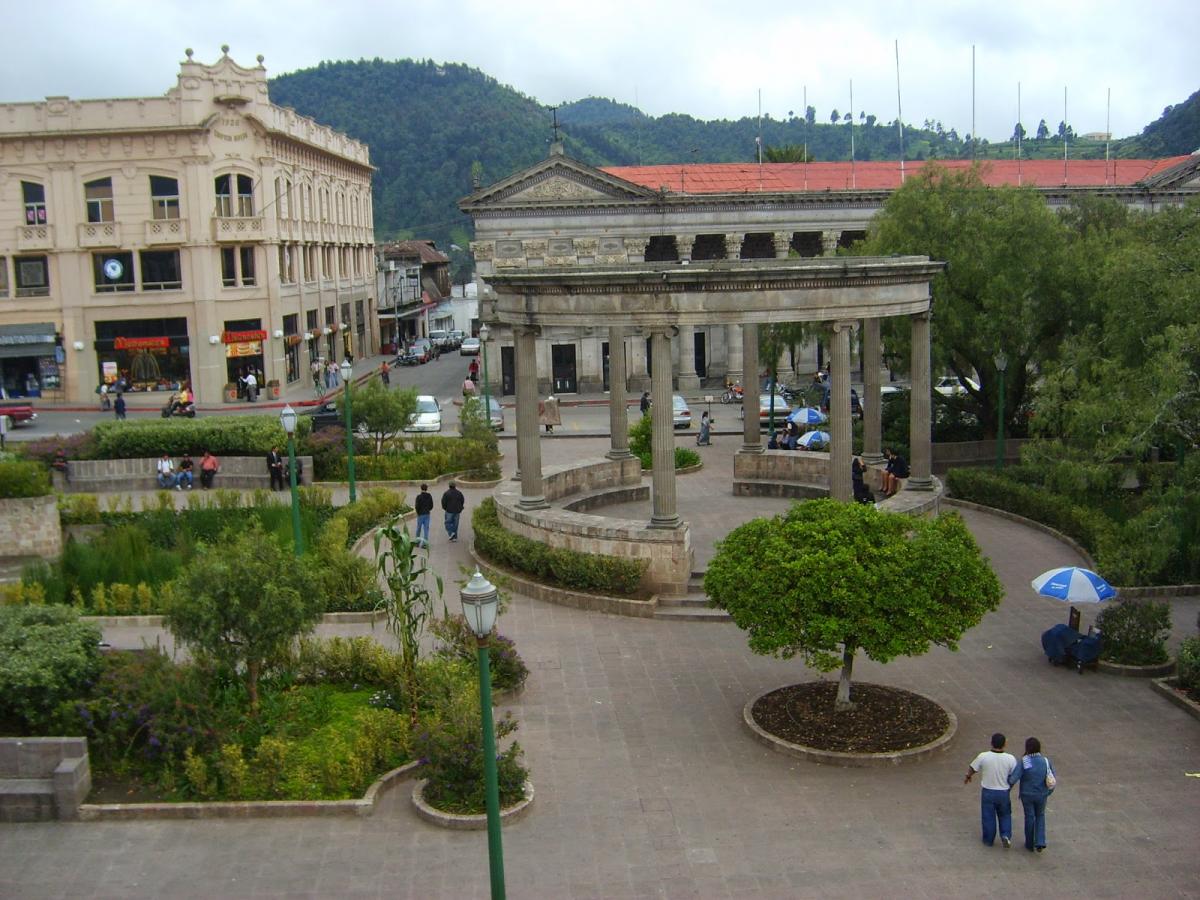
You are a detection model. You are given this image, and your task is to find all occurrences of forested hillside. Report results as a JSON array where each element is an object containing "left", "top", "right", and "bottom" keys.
[{"left": 268, "top": 59, "right": 1197, "bottom": 254}]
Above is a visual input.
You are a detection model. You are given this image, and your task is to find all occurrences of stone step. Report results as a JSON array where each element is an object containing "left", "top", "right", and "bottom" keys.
[
  {"left": 657, "top": 595, "right": 712, "bottom": 608},
  {"left": 653, "top": 605, "right": 732, "bottom": 623}
]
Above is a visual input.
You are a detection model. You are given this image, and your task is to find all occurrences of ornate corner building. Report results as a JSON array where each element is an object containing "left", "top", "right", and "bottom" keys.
[
  {"left": 460, "top": 142, "right": 1200, "bottom": 396},
  {"left": 0, "top": 48, "right": 376, "bottom": 403}
]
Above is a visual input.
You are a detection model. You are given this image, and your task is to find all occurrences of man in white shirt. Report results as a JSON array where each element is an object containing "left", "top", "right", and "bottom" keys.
[
  {"left": 156, "top": 453, "right": 178, "bottom": 490},
  {"left": 964, "top": 732, "right": 1018, "bottom": 848}
]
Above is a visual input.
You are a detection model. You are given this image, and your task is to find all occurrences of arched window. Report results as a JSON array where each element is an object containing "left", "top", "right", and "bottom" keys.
[
  {"left": 149, "top": 176, "right": 180, "bottom": 220},
  {"left": 84, "top": 177, "right": 114, "bottom": 223},
  {"left": 215, "top": 174, "right": 254, "bottom": 217}
]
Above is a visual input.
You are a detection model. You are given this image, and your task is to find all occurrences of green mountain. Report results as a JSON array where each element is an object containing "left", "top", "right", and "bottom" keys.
[{"left": 268, "top": 60, "right": 1198, "bottom": 255}]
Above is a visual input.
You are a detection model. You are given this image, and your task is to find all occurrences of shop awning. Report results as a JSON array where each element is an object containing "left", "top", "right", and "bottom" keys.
[{"left": 0, "top": 323, "right": 56, "bottom": 359}]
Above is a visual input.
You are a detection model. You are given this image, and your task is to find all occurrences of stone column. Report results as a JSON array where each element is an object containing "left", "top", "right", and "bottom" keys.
[
  {"left": 677, "top": 324, "right": 700, "bottom": 391},
  {"left": 648, "top": 328, "right": 680, "bottom": 529},
  {"left": 821, "top": 230, "right": 842, "bottom": 256},
  {"left": 725, "top": 324, "right": 743, "bottom": 384},
  {"left": 514, "top": 326, "right": 547, "bottom": 509},
  {"left": 773, "top": 231, "right": 792, "bottom": 259},
  {"left": 861, "top": 317, "right": 885, "bottom": 465},
  {"left": 829, "top": 321, "right": 854, "bottom": 502},
  {"left": 624, "top": 237, "right": 650, "bottom": 264},
  {"left": 607, "top": 327, "right": 632, "bottom": 460},
  {"left": 629, "top": 333, "right": 649, "bottom": 391},
  {"left": 740, "top": 323, "right": 763, "bottom": 453},
  {"left": 724, "top": 233, "right": 745, "bottom": 260},
  {"left": 908, "top": 312, "right": 934, "bottom": 491},
  {"left": 676, "top": 235, "right": 696, "bottom": 262}
]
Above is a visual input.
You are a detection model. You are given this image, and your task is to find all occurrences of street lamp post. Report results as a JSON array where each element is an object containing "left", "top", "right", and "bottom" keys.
[
  {"left": 279, "top": 404, "right": 304, "bottom": 556},
  {"left": 460, "top": 571, "right": 506, "bottom": 900},
  {"left": 341, "top": 358, "right": 357, "bottom": 503},
  {"left": 994, "top": 351, "right": 1008, "bottom": 470},
  {"left": 479, "top": 323, "right": 492, "bottom": 431}
]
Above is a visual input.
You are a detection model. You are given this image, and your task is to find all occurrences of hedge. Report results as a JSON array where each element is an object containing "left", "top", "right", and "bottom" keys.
[
  {"left": 0, "top": 459, "right": 52, "bottom": 498},
  {"left": 472, "top": 498, "right": 646, "bottom": 595},
  {"left": 0, "top": 605, "right": 103, "bottom": 730},
  {"left": 90, "top": 415, "right": 310, "bottom": 459},
  {"left": 321, "top": 436, "right": 499, "bottom": 482}
]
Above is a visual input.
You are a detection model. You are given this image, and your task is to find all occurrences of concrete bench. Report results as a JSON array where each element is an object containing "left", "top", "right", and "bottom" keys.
[
  {"left": 0, "top": 737, "right": 91, "bottom": 822},
  {"left": 59, "top": 456, "right": 313, "bottom": 493}
]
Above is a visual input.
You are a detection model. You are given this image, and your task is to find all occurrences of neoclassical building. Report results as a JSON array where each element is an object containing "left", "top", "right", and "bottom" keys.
[
  {"left": 0, "top": 47, "right": 376, "bottom": 403},
  {"left": 461, "top": 144, "right": 1200, "bottom": 395}
]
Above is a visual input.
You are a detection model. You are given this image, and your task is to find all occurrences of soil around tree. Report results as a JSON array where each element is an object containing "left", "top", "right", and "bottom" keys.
[{"left": 752, "top": 682, "right": 950, "bottom": 753}]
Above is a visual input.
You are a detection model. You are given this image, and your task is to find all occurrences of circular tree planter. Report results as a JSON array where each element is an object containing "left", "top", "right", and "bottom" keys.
[
  {"left": 411, "top": 779, "right": 534, "bottom": 830},
  {"left": 743, "top": 682, "right": 957, "bottom": 768},
  {"left": 1098, "top": 658, "right": 1176, "bottom": 678}
]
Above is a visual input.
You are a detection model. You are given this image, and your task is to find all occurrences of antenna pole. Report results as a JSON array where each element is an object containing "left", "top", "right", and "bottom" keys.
[{"left": 895, "top": 41, "right": 905, "bottom": 184}]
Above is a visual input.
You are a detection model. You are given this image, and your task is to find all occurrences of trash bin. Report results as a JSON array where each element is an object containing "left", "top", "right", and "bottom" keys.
[
  {"left": 267, "top": 380, "right": 281, "bottom": 400},
  {"left": 223, "top": 383, "right": 238, "bottom": 403}
]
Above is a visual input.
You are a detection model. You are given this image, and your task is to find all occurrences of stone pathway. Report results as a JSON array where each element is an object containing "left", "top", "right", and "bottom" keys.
[{"left": 2, "top": 438, "right": 1198, "bottom": 899}]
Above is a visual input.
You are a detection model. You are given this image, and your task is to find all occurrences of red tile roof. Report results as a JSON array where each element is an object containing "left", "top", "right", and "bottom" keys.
[
  {"left": 381, "top": 239, "right": 449, "bottom": 264},
  {"left": 602, "top": 156, "right": 1194, "bottom": 194}
]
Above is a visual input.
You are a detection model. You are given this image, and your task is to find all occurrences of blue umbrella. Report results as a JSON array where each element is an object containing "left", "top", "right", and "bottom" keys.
[
  {"left": 788, "top": 407, "right": 827, "bottom": 426},
  {"left": 797, "top": 430, "right": 830, "bottom": 448},
  {"left": 1031, "top": 567, "right": 1117, "bottom": 603}
]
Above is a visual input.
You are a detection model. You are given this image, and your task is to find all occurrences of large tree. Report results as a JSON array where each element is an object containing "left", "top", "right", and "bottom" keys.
[
  {"left": 858, "top": 164, "right": 1075, "bottom": 437},
  {"left": 705, "top": 500, "right": 1002, "bottom": 709},
  {"left": 351, "top": 379, "right": 418, "bottom": 453},
  {"left": 166, "top": 525, "right": 322, "bottom": 709}
]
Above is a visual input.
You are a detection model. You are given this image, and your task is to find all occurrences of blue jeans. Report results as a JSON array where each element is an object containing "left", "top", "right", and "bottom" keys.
[
  {"left": 415, "top": 513, "right": 431, "bottom": 545},
  {"left": 444, "top": 511, "right": 460, "bottom": 539},
  {"left": 177, "top": 471, "right": 193, "bottom": 489},
  {"left": 1021, "top": 796, "right": 1047, "bottom": 850},
  {"left": 980, "top": 788, "right": 1012, "bottom": 845},
  {"left": 157, "top": 472, "right": 176, "bottom": 489}
]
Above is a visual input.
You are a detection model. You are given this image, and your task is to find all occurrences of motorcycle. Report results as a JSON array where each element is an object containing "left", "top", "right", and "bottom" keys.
[
  {"left": 161, "top": 400, "right": 197, "bottom": 419},
  {"left": 721, "top": 382, "right": 745, "bottom": 404}
]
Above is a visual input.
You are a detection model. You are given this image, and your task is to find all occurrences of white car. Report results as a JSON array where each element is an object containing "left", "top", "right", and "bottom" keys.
[
  {"left": 935, "top": 376, "right": 980, "bottom": 397},
  {"left": 459, "top": 337, "right": 481, "bottom": 356},
  {"left": 405, "top": 395, "right": 442, "bottom": 433},
  {"left": 672, "top": 394, "right": 691, "bottom": 429}
]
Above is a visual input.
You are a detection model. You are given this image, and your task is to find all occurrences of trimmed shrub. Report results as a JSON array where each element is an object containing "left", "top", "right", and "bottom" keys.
[
  {"left": 1095, "top": 599, "right": 1172, "bottom": 666},
  {"left": 675, "top": 447, "right": 701, "bottom": 469},
  {"left": 0, "top": 605, "right": 102, "bottom": 730},
  {"left": 430, "top": 614, "right": 529, "bottom": 693},
  {"left": 1177, "top": 635, "right": 1200, "bottom": 695},
  {"left": 90, "top": 415, "right": 308, "bottom": 459},
  {"left": 472, "top": 498, "right": 646, "bottom": 595},
  {"left": 0, "top": 459, "right": 51, "bottom": 498}
]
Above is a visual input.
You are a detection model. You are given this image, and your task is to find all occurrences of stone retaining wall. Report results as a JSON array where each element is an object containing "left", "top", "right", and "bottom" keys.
[
  {"left": 493, "top": 456, "right": 692, "bottom": 595},
  {"left": 62, "top": 456, "right": 313, "bottom": 492},
  {"left": 0, "top": 495, "right": 62, "bottom": 560}
]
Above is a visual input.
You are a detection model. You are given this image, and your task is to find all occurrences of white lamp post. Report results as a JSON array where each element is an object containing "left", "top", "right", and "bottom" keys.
[
  {"left": 278, "top": 404, "right": 303, "bottom": 556},
  {"left": 340, "top": 358, "right": 356, "bottom": 503}
]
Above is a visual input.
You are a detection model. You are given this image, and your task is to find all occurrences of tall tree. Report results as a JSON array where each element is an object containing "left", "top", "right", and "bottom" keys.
[
  {"left": 858, "top": 164, "right": 1075, "bottom": 437},
  {"left": 706, "top": 500, "right": 1001, "bottom": 709},
  {"left": 1036, "top": 119, "right": 1050, "bottom": 141}
]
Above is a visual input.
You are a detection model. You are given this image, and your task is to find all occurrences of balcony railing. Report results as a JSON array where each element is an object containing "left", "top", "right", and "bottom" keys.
[
  {"left": 77, "top": 222, "right": 121, "bottom": 248},
  {"left": 212, "top": 216, "right": 264, "bottom": 243},
  {"left": 144, "top": 219, "right": 188, "bottom": 246},
  {"left": 16, "top": 224, "right": 55, "bottom": 252}
]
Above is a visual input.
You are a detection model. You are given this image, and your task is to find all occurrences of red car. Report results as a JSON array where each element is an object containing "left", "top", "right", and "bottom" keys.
[{"left": 0, "top": 400, "right": 36, "bottom": 426}]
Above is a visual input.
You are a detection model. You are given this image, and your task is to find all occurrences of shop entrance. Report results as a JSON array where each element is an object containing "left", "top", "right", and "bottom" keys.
[
  {"left": 0, "top": 323, "right": 60, "bottom": 398},
  {"left": 223, "top": 319, "right": 266, "bottom": 398},
  {"left": 551, "top": 343, "right": 577, "bottom": 394},
  {"left": 94, "top": 318, "right": 190, "bottom": 395}
]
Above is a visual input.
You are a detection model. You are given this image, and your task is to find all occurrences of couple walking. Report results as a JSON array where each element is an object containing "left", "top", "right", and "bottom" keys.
[
  {"left": 965, "top": 733, "right": 1056, "bottom": 853},
  {"left": 413, "top": 482, "right": 465, "bottom": 547}
]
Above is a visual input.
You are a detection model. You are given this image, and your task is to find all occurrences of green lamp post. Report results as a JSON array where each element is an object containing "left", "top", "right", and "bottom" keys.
[
  {"left": 340, "top": 358, "right": 357, "bottom": 503},
  {"left": 994, "top": 351, "right": 1008, "bottom": 470},
  {"left": 479, "top": 322, "right": 492, "bottom": 431},
  {"left": 279, "top": 404, "right": 304, "bottom": 557},
  {"left": 460, "top": 570, "right": 506, "bottom": 900}
]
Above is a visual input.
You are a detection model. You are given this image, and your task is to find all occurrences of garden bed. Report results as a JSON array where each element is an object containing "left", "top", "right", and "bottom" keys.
[{"left": 1150, "top": 677, "right": 1200, "bottom": 723}]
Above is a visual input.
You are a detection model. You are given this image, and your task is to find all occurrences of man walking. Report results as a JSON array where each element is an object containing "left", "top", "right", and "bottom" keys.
[
  {"left": 380, "top": 360, "right": 391, "bottom": 387},
  {"left": 440, "top": 481, "right": 465, "bottom": 543},
  {"left": 414, "top": 483, "right": 433, "bottom": 548},
  {"left": 964, "top": 732, "right": 1018, "bottom": 848}
]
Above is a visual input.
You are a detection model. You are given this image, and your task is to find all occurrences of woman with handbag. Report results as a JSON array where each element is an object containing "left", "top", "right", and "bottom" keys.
[{"left": 1008, "top": 736, "right": 1056, "bottom": 853}]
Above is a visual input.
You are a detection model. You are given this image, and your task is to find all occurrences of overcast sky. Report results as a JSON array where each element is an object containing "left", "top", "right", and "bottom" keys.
[{"left": 6, "top": 0, "right": 1195, "bottom": 143}]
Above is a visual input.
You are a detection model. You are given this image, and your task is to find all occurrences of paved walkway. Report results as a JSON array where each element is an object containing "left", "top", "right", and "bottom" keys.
[{"left": 2, "top": 437, "right": 1198, "bottom": 899}]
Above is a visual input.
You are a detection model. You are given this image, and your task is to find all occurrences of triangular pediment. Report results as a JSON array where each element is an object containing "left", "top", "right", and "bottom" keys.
[{"left": 460, "top": 153, "right": 658, "bottom": 211}]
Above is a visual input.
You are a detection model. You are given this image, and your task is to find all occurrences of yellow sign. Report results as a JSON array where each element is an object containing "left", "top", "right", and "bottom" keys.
[{"left": 224, "top": 340, "right": 262, "bottom": 359}]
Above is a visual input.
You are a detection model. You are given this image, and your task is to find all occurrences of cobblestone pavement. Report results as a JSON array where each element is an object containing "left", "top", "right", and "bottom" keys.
[{"left": 2, "top": 438, "right": 1197, "bottom": 899}]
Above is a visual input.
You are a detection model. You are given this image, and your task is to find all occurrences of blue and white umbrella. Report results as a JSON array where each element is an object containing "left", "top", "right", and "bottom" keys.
[
  {"left": 788, "top": 407, "right": 827, "bottom": 426},
  {"left": 797, "top": 430, "right": 831, "bottom": 448},
  {"left": 1031, "top": 567, "right": 1117, "bottom": 603}
]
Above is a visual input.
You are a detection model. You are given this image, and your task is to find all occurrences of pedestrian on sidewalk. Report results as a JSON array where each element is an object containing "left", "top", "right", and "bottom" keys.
[
  {"left": 113, "top": 392, "right": 126, "bottom": 420},
  {"left": 1008, "top": 736, "right": 1055, "bottom": 853},
  {"left": 697, "top": 411, "right": 712, "bottom": 446},
  {"left": 539, "top": 395, "right": 560, "bottom": 433},
  {"left": 964, "top": 733, "right": 1018, "bottom": 848},
  {"left": 414, "top": 483, "right": 433, "bottom": 547},
  {"left": 98, "top": 382, "right": 111, "bottom": 411},
  {"left": 244, "top": 370, "right": 258, "bottom": 402},
  {"left": 440, "top": 481, "right": 465, "bottom": 542},
  {"left": 311, "top": 359, "right": 322, "bottom": 393},
  {"left": 380, "top": 361, "right": 391, "bottom": 387},
  {"left": 640, "top": 391, "right": 651, "bottom": 415}
]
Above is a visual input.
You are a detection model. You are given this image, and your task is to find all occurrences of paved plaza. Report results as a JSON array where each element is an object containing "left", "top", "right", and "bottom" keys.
[{"left": 1, "top": 436, "right": 1197, "bottom": 899}]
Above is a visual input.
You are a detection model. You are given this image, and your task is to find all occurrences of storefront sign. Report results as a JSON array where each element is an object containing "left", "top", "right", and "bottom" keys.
[
  {"left": 0, "top": 333, "right": 55, "bottom": 346},
  {"left": 102, "top": 361, "right": 119, "bottom": 383},
  {"left": 285, "top": 334, "right": 303, "bottom": 347},
  {"left": 225, "top": 341, "right": 262, "bottom": 359},
  {"left": 222, "top": 330, "right": 268, "bottom": 343},
  {"left": 114, "top": 336, "right": 170, "bottom": 351}
]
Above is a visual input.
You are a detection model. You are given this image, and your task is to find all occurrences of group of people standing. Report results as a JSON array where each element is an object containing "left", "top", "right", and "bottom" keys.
[{"left": 965, "top": 732, "right": 1056, "bottom": 853}]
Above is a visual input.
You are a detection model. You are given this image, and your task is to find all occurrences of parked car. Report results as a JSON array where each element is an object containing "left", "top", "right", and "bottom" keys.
[
  {"left": 409, "top": 338, "right": 435, "bottom": 363},
  {"left": 448, "top": 330, "right": 466, "bottom": 349},
  {"left": 672, "top": 394, "right": 692, "bottom": 429},
  {"left": 0, "top": 400, "right": 37, "bottom": 426},
  {"left": 460, "top": 395, "right": 504, "bottom": 432},
  {"left": 428, "top": 330, "right": 450, "bottom": 351},
  {"left": 459, "top": 337, "right": 481, "bottom": 356},
  {"left": 404, "top": 395, "right": 442, "bottom": 433},
  {"left": 740, "top": 393, "right": 793, "bottom": 429},
  {"left": 935, "top": 375, "right": 980, "bottom": 397}
]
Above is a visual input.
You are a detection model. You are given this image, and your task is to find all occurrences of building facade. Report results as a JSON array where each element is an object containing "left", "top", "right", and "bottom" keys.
[
  {"left": 0, "top": 47, "right": 376, "bottom": 403},
  {"left": 461, "top": 144, "right": 1200, "bottom": 395}
]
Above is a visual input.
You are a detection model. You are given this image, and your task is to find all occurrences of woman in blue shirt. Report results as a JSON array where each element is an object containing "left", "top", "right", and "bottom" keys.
[{"left": 1008, "top": 736, "right": 1055, "bottom": 852}]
